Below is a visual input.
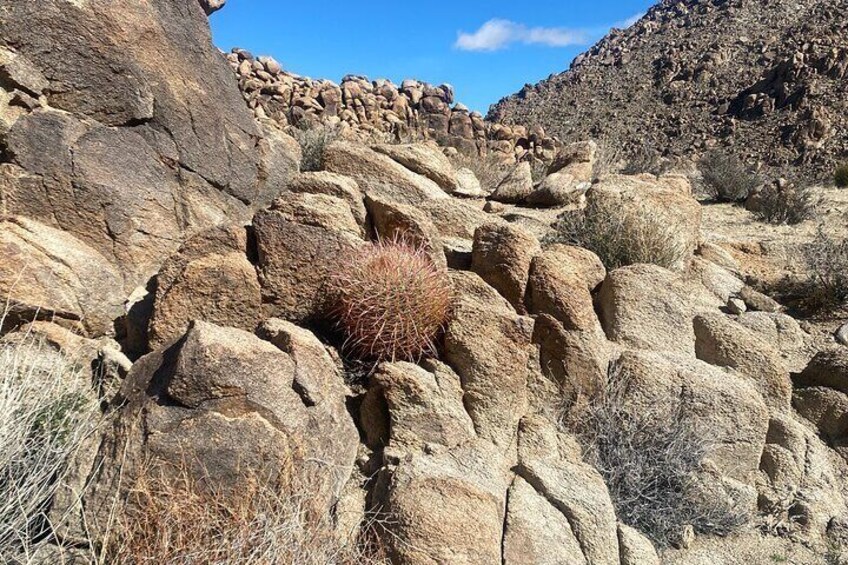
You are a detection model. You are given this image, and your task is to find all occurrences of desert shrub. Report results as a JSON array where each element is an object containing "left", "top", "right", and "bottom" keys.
[
  {"left": 111, "top": 462, "right": 386, "bottom": 564},
  {"left": 802, "top": 229, "right": 848, "bottom": 309},
  {"left": 0, "top": 326, "right": 100, "bottom": 562},
  {"left": 835, "top": 163, "right": 848, "bottom": 188},
  {"left": 547, "top": 198, "right": 688, "bottom": 270},
  {"left": 328, "top": 237, "right": 452, "bottom": 362},
  {"left": 621, "top": 147, "right": 669, "bottom": 176},
  {"left": 753, "top": 183, "right": 817, "bottom": 225},
  {"left": 571, "top": 363, "right": 751, "bottom": 548},
  {"left": 699, "top": 151, "right": 759, "bottom": 202},
  {"left": 449, "top": 152, "right": 513, "bottom": 194},
  {"left": 293, "top": 123, "right": 341, "bottom": 172}
]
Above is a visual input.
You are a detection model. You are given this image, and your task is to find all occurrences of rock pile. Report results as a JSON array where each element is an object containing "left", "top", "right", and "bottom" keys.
[{"left": 227, "top": 48, "right": 559, "bottom": 162}]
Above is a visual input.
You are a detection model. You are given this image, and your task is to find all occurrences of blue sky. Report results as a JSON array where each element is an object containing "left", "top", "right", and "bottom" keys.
[{"left": 211, "top": 1, "right": 655, "bottom": 113}]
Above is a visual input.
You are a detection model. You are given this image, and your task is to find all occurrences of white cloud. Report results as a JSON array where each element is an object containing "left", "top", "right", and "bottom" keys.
[
  {"left": 455, "top": 13, "right": 646, "bottom": 52},
  {"left": 615, "top": 12, "right": 644, "bottom": 29},
  {"left": 455, "top": 19, "right": 590, "bottom": 52}
]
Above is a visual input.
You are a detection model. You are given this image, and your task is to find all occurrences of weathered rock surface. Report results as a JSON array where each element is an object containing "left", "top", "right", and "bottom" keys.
[
  {"left": 598, "top": 264, "right": 721, "bottom": 356},
  {"left": 795, "top": 347, "right": 848, "bottom": 395},
  {"left": 0, "top": 216, "right": 124, "bottom": 336},
  {"left": 147, "top": 225, "right": 260, "bottom": 349},
  {"left": 615, "top": 350, "right": 769, "bottom": 483},
  {"left": 443, "top": 272, "right": 534, "bottom": 448},
  {"left": 372, "top": 143, "right": 460, "bottom": 194},
  {"left": 0, "top": 0, "right": 290, "bottom": 290},
  {"left": 80, "top": 321, "right": 358, "bottom": 539},
  {"left": 471, "top": 222, "right": 540, "bottom": 313},
  {"left": 489, "top": 162, "right": 534, "bottom": 204},
  {"left": 253, "top": 198, "right": 363, "bottom": 322},
  {"left": 527, "top": 244, "right": 606, "bottom": 332},
  {"left": 376, "top": 440, "right": 511, "bottom": 565},
  {"left": 693, "top": 312, "right": 793, "bottom": 410},
  {"left": 324, "top": 142, "right": 447, "bottom": 206},
  {"left": 515, "top": 416, "right": 620, "bottom": 565},
  {"left": 286, "top": 171, "right": 367, "bottom": 228},
  {"left": 363, "top": 360, "right": 475, "bottom": 454}
]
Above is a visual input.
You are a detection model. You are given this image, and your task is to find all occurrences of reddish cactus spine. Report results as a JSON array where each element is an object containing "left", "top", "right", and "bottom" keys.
[{"left": 328, "top": 236, "right": 453, "bottom": 362}]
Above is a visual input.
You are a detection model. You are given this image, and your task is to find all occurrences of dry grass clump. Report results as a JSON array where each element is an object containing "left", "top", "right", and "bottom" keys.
[
  {"left": 699, "top": 151, "right": 760, "bottom": 202},
  {"left": 0, "top": 322, "right": 100, "bottom": 562},
  {"left": 570, "top": 363, "right": 751, "bottom": 548},
  {"left": 292, "top": 123, "right": 342, "bottom": 172},
  {"left": 621, "top": 147, "right": 670, "bottom": 176},
  {"left": 328, "top": 237, "right": 452, "bottom": 363},
  {"left": 110, "top": 462, "right": 386, "bottom": 565},
  {"left": 547, "top": 198, "right": 688, "bottom": 270},
  {"left": 802, "top": 228, "right": 848, "bottom": 309},
  {"left": 834, "top": 163, "right": 848, "bottom": 188},
  {"left": 449, "top": 152, "right": 513, "bottom": 194},
  {"left": 752, "top": 183, "right": 817, "bottom": 225}
]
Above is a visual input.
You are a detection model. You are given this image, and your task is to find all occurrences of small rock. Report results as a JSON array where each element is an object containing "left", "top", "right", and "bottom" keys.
[
  {"left": 728, "top": 297, "right": 747, "bottom": 314},
  {"left": 672, "top": 524, "right": 696, "bottom": 549},
  {"left": 836, "top": 322, "right": 848, "bottom": 346}
]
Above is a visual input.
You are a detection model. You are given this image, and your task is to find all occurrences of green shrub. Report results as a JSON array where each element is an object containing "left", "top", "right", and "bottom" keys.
[
  {"left": 328, "top": 237, "right": 453, "bottom": 362},
  {"left": 835, "top": 163, "right": 848, "bottom": 188},
  {"left": 292, "top": 124, "right": 341, "bottom": 172},
  {"left": 547, "top": 198, "right": 688, "bottom": 270},
  {"left": 699, "top": 151, "right": 759, "bottom": 202}
]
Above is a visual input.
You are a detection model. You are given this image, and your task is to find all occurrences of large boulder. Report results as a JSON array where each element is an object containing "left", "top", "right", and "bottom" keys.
[
  {"left": 0, "top": 216, "right": 124, "bottom": 336},
  {"left": 285, "top": 171, "right": 367, "bottom": 228},
  {"left": 418, "top": 198, "right": 505, "bottom": 240},
  {"left": 795, "top": 347, "right": 848, "bottom": 395},
  {"left": 503, "top": 475, "right": 587, "bottom": 564},
  {"left": 443, "top": 272, "right": 534, "bottom": 448},
  {"left": 515, "top": 416, "right": 620, "bottom": 565},
  {"left": 532, "top": 314, "right": 612, "bottom": 420},
  {"left": 361, "top": 359, "right": 475, "bottom": 454},
  {"left": 527, "top": 244, "right": 606, "bottom": 332},
  {"left": 693, "top": 312, "right": 792, "bottom": 410},
  {"left": 490, "top": 161, "right": 533, "bottom": 204},
  {"left": 147, "top": 225, "right": 261, "bottom": 349},
  {"left": 614, "top": 350, "right": 770, "bottom": 483},
  {"left": 253, "top": 195, "right": 363, "bottom": 322},
  {"left": 323, "top": 141, "right": 447, "bottom": 206},
  {"left": 375, "top": 440, "right": 511, "bottom": 565},
  {"left": 597, "top": 264, "right": 721, "bottom": 356},
  {"left": 372, "top": 143, "right": 460, "bottom": 194},
  {"left": 0, "top": 0, "right": 272, "bottom": 288},
  {"left": 471, "top": 222, "right": 540, "bottom": 313},
  {"left": 79, "top": 320, "right": 358, "bottom": 538}
]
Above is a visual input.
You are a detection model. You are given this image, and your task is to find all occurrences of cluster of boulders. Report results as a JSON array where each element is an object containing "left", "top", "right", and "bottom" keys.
[
  {"left": 228, "top": 48, "right": 559, "bottom": 162},
  {"left": 490, "top": 0, "right": 848, "bottom": 182},
  {"left": 2, "top": 1, "right": 848, "bottom": 564}
]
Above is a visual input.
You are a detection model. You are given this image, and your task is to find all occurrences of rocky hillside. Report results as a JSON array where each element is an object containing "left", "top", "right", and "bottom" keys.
[
  {"left": 490, "top": 0, "right": 848, "bottom": 181},
  {"left": 1, "top": 1, "right": 848, "bottom": 564}
]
